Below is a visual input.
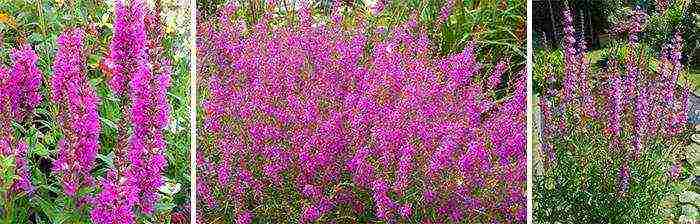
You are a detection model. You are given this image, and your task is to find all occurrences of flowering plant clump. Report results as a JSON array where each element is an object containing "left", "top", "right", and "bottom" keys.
[
  {"left": 50, "top": 28, "right": 102, "bottom": 199},
  {"left": 198, "top": 1, "right": 526, "bottom": 223},
  {"left": 534, "top": 6, "right": 693, "bottom": 223},
  {"left": 92, "top": 0, "right": 173, "bottom": 222},
  {"left": 0, "top": 0, "right": 190, "bottom": 222},
  {"left": 0, "top": 43, "right": 42, "bottom": 199}
]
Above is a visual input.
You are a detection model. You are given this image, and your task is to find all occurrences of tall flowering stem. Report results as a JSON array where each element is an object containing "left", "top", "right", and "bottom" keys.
[
  {"left": 95, "top": 0, "right": 171, "bottom": 218},
  {"left": 0, "top": 43, "right": 43, "bottom": 195},
  {"left": 561, "top": 6, "right": 595, "bottom": 117},
  {"left": 108, "top": 0, "right": 148, "bottom": 95},
  {"left": 606, "top": 59, "right": 623, "bottom": 139},
  {"left": 116, "top": 0, "right": 171, "bottom": 215},
  {"left": 660, "top": 31, "right": 686, "bottom": 134},
  {"left": 561, "top": 6, "right": 579, "bottom": 101},
  {"left": 50, "top": 28, "right": 102, "bottom": 198},
  {"left": 10, "top": 45, "right": 42, "bottom": 121}
]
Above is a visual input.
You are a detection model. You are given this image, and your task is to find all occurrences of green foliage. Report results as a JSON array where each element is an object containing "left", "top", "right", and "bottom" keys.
[
  {"left": 533, "top": 48, "right": 563, "bottom": 95},
  {"left": 534, "top": 119, "right": 691, "bottom": 223},
  {"left": 373, "top": 0, "right": 526, "bottom": 66},
  {"left": 401, "top": 0, "right": 520, "bottom": 90},
  {"left": 0, "top": 0, "right": 191, "bottom": 223},
  {"left": 605, "top": 0, "right": 696, "bottom": 61},
  {"left": 0, "top": 154, "right": 22, "bottom": 224},
  {"left": 643, "top": 1, "right": 688, "bottom": 50},
  {"left": 0, "top": 155, "right": 15, "bottom": 192}
]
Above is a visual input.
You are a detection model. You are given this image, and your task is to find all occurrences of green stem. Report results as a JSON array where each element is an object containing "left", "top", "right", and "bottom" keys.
[{"left": 3, "top": 195, "right": 12, "bottom": 224}]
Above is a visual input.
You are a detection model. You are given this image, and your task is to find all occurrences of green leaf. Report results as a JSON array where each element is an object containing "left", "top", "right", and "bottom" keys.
[
  {"left": 159, "top": 181, "right": 181, "bottom": 197},
  {"left": 32, "top": 143, "right": 49, "bottom": 157},
  {"left": 27, "top": 32, "right": 43, "bottom": 43},
  {"left": 99, "top": 116, "right": 117, "bottom": 131},
  {"left": 31, "top": 196, "right": 63, "bottom": 224},
  {"left": 96, "top": 152, "right": 114, "bottom": 169}
]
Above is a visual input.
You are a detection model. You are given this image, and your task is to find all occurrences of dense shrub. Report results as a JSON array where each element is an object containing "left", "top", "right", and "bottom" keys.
[
  {"left": 1, "top": 43, "right": 43, "bottom": 209},
  {"left": 534, "top": 6, "right": 694, "bottom": 223},
  {"left": 197, "top": 1, "right": 526, "bottom": 223}
]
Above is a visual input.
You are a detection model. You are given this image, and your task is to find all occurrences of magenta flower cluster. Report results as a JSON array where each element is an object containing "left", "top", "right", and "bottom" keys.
[
  {"left": 198, "top": 2, "right": 526, "bottom": 222},
  {"left": 50, "top": 28, "right": 102, "bottom": 198},
  {"left": 0, "top": 44, "right": 42, "bottom": 194},
  {"left": 92, "top": 0, "right": 171, "bottom": 222},
  {"left": 108, "top": 0, "right": 148, "bottom": 95},
  {"left": 91, "top": 170, "right": 140, "bottom": 223},
  {"left": 8, "top": 45, "right": 43, "bottom": 121},
  {"left": 560, "top": 7, "right": 595, "bottom": 118},
  {"left": 540, "top": 7, "right": 689, "bottom": 193}
]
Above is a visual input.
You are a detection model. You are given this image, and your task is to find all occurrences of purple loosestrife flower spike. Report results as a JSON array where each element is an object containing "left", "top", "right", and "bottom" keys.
[
  {"left": 633, "top": 83, "right": 648, "bottom": 159},
  {"left": 608, "top": 60, "right": 623, "bottom": 138},
  {"left": 108, "top": 0, "right": 171, "bottom": 214},
  {"left": 578, "top": 58, "right": 596, "bottom": 117},
  {"left": 0, "top": 45, "right": 42, "bottom": 195},
  {"left": 440, "top": 42, "right": 480, "bottom": 90},
  {"left": 372, "top": 179, "right": 396, "bottom": 220},
  {"left": 561, "top": 6, "right": 579, "bottom": 101},
  {"left": 428, "top": 136, "right": 458, "bottom": 176},
  {"left": 395, "top": 143, "right": 414, "bottom": 192},
  {"left": 50, "top": 28, "right": 101, "bottom": 197},
  {"left": 669, "top": 32, "right": 683, "bottom": 83},
  {"left": 10, "top": 44, "right": 42, "bottom": 120},
  {"left": 90, "top": 171, "right": 139, "bottom": 224},
  {"left": 665, "top": 32, "right": 686, "bottom": 133},
  {"left": 108, "top": 0, "right": 148, "bottom": 95},
  {"left": 539, "top": 98, "right": 556, "bottom": 168},
  {"left": 126, "top": 49, "right": 171, "bottom": 210},
  {"left": 0, "top": 69, "right": 24, "bottom": 194}
]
